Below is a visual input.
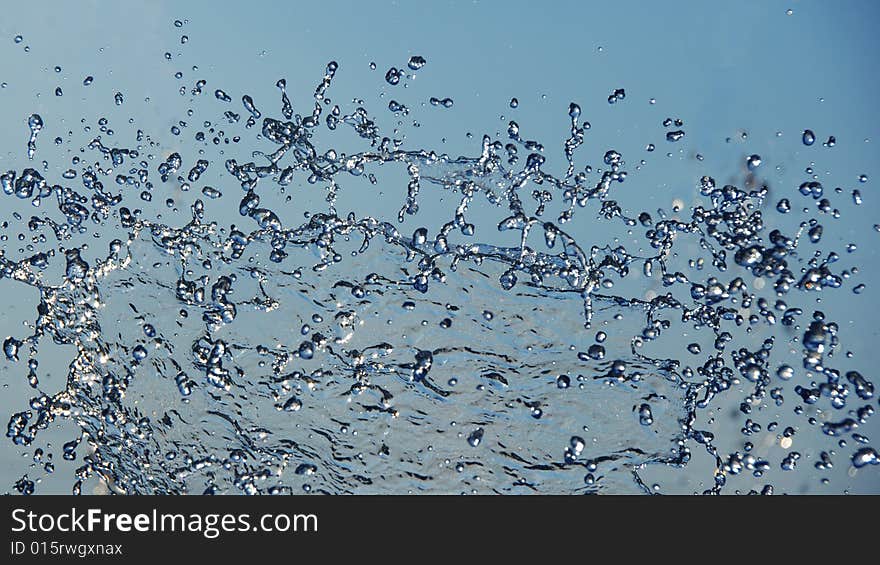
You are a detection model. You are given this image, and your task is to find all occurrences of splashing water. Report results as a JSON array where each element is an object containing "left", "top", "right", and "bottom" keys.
[{"left": 2, "top": 22, "right": 877, "bottom": 496}]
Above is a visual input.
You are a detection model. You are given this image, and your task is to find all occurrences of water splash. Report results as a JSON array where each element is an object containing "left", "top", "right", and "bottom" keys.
[{"left": 1, "top": 23, "right": 877, "bottom": 496}]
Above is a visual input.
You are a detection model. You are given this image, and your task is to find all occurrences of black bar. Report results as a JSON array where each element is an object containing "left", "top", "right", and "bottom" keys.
[{"left": 1, "top": 495, "right": 874, "bottom": 561}]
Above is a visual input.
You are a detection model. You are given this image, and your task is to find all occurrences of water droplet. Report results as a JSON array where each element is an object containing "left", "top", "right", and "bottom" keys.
[
  {"left": 132, "top": 345, "right": 148, "bottom": 361},
  {"left": 385, "top": 67, "right": 403, "bottom": 86},
  {"left": 467, "top": 428, "right": 484, "bottom": 447},
  {"left": 26, "top": 114, "right": 43, "bottom": 160},
  {"left": 638, "top": 404, "right": 654, "bottom": 426},
  {"left": 852, "top": 448, "right": 878, "bottom": 468},
  {"left": 747, "top": 154, "right": 762, "bottom": 170},
  {"left": 777, "top": 365, "right": 794, "bottom": 380},
  {"left": 607, "top": 88, "right": 625, "bottom": 104},
  {"left": 777, "top": 198, "right": 791, "bottom": 213},
  {"left": 802, "top": 129, "right": 816, "bottom": 146}
]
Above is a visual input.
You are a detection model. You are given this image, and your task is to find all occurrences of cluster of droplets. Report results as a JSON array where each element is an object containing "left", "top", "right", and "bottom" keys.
[{"left": 1, "top": 23, "right": 877, "bottom": 495}]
